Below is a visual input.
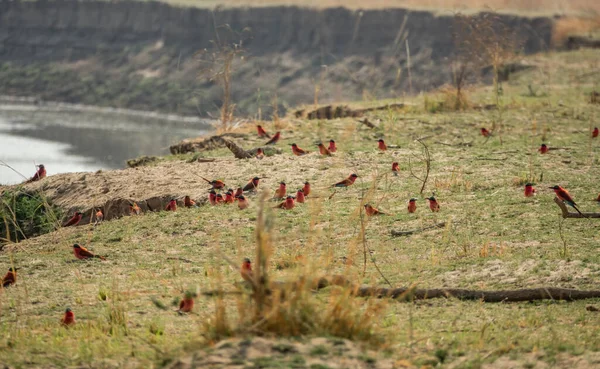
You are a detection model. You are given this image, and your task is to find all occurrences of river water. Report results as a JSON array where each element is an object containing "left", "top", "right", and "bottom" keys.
[{"left": 0, "top": 102, "right": 212, "bottom": 185}]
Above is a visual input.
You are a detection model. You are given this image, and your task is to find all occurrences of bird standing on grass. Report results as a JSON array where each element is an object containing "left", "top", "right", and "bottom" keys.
[
  {"left": 317, "top": 143, "right": 332, "bottom": 156},
  {"left": 377, "top": 139, "right": 387, "bottom": 151},
  {"left": 61, "top": 308, "right": 75, "bottom": 326},
  {"left": 236, "top": 195, "right": 249, "bottom": 210},
  {"left": 364, "top": 204, "right": 388, "bottom": 216},
  {"left": 275, "top": 196, "right": 295, "bottom": 210},
  {"left": 184, "top": 196, "right": 196, "bottom": 208},
  {"left": 241, "top": 258, "right": 253, "bottom": 282},
  {"left": 224, "top": 190, "right": 235, "bottom": 204},
  {"left": 63, "top": 212, "right": 82, "bottom": 227},
  {"left": 2, "top": 267, "right": 17, "bottom": 287},
  {"left": 243, "top": 177, "right": 262, "bottom": 192},
  {"left": 265, "top": 132, "right": 281, "bottom": 145},
  {"left": 73, "top": 244, "right": 105, "bottom": 260},
  {"left": 524, "top": 183, "right": 536, "bottom": 197},
  {"left": 332, "top": 174, "right": 358, "bottom": 188},
  {"left": 256, "top": 125, "right": 271, "bottom": 138},
  {"left": 291, "top": 143, "right": 310, "bottom": 156},
  {"left": 392, "top": 162, "right": 400, "bottom": 176},
  {"left": 408, "top": 198, "right": 417, "bottom": 213},
  {"left": 165, "top": 199, "right": 177, "bottom": 211},
  {"left": 328, "top": 140, "right": 337, "bottom": 152},
  {"left": 481, "top": 128, "right": 492, "bottom": 138},
  {"left": 549, "top": 185, "right": 583, "bottom": 215},
  {"left": 256, "top": 148, "right": 265, "bottom": 160},
  {"left": 302, "top": 181, "right": 311, "bottom": 196},
  {"left": 273, "top": 182, "right": 287, "bottom": 199},
  {"left": 539, "top": 144, "right": 549, "bottom": 154},
  {"left": 428, "top": 196, "right": 440, "bottom": 212},
  {"left": 178, "top": 292, "right": 195, "bottom": 313},
  {"left": 296, "top": 189, "right": 306, "bottom": 203},
  {"left": 593, "top": 127, "right": 599, "bottom": 138},
  {"left": 209, "top": 190, "right": 217, "bottom": 205},
  {"left": 26, "top": 164, "right": 46, "bottom": 183},
  {"left": 94, "top": 209, "right": 104, "bottom": 225},
  {"left": 130, "top": 202, "right": 141, "bottom": 215}
]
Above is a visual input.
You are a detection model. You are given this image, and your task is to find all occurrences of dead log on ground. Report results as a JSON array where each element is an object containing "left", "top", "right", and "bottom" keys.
[
  {"left": 391, "top": 222, "right": 446, "bottom": 237},
  {"left": 554, "top": 197, "right": 600, "bottom": 218}
]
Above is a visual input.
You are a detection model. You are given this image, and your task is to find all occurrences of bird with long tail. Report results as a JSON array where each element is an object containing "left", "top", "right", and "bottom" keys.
[
  {"left": 61, "top": 308, "right": 75, "bottom": 326},
  {"left": 200, "top": 177, "right": 226, "bottom": 190},
  {"left": 408, "top": 198, "right": 417, "bottom": 213},
  {"left": 184, "top": 196, "right": 197, "bottom": 208},
  {"left": 524, "top": 183, "right": 536, "bottom": 197},
  {"left": 73, "top": 243, "right": 105, "bottom": 260},
  {"left": 273, "top": 181, "right": 286, "bottom": 199},
  {"left": 302, "top": 181, "right": 311, "bottom": 197},
  {"left": 26, "top": 164, "right": 46, "bottom": 183},
  {"left": 539, "top": 144, "right": 549, "bottom": 154},
  {"left": 428, "top": 196, "right": 440, "bottom": 212},
  {"left": 317, "top": 143, "right": 332, "bottom": 156},
  {"left": 364, "top": 204, "right": 388, "bottom": 216},
  {"left": 392, "top": 162, "right": 400, "bottom": 176},
  {"left": 63, "top": 212, "right": 82, "bottom": 227},
  {"left": 291, "top": 143, "right": 310, "bottom": 156},
  {"left": 328, "top": 139, "right": 337, "bottom": 153},
  {"left": 178, "top": 292, "right": 195, "bottom": 313},
  {"left": 265, "top": 131, "right": 281, "bottom": 145},
  {"left": 236, "top": 195, "right": 249, "bottom": 210},
  {"left": 549, "top": 185, "right": 583, "bottom": 215},
  {"left": 275, "top": 196, "right": 295, "bottom": 210},
  {"left": 332, "top": 174, "right": 358, "bottom": 188},
  {"left": 165, "top": 199, "right": 177, "bottom": 211},
  {"left": 241, "top": 258, "right": 253, "bottom": 282},
  {"left": 481, "top": 128, "right": 492, "bottom": 138},
  {"left": 296, "top": 189, "right": 306, "bottom": 203},
  {"left": 243, "top": 177, "right": 263, "bottom": 192},
  {"left": 2, "top": 267, "right": 17, "bottom": 287},
  {"left": 256, "top": 125, "right": 271, "bottom": 138}
]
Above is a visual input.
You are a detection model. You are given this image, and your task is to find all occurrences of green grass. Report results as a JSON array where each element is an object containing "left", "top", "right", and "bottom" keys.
[{"left": 1, "top": 49, "right": 600, "bottom": 368}]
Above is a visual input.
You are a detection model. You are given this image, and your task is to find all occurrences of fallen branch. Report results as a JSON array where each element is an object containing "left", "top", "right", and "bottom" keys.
[
  {"left": 356, "top": 118, "right": 376, "bottom": 128},
  {"left": 554, "top": 197, "right": 600, "bottom": 218},
  {"left": 391, "top": 222, "right": 446, "bottom": 237}
]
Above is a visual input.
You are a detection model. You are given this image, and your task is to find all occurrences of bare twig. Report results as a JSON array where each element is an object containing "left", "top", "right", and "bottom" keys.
[
  {"left": 391, "top": 222, "right": 447, "bottom": 237},
  {"left": 407, "top": 139, "right": 431, "bottom": 194}
]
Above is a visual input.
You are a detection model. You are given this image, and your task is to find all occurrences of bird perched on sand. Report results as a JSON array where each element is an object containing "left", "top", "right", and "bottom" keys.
[
  {"left": 364, "top": 204, "right": 388, "bottom": 216},
  {"left": 317, "top": 143, "right": 332, "bottom": 156},
  {"left": 593, "top": 127, "right": 599, "bottom": 138},
  {"left": 296, "top": 189, "right": 306, "bottom": 203},
  {"left": 63, "top": 212, "right": 82, "bottom": 227},
  {"left": 275, "top": 196, "right": 295, "bottom": 210},
  {"left": 72, "top": 243, "right": 105, "bottom": 260},
  {"left": 481, "top": 128, "right": 492, "bottom": 138},
  {"left": 428, "top": 196, "right": 440, "bottom": 212},
  {"left": 549, "top": 185, "right": 583, "bottom": 215},
  {"left": 243, "top": 177, "right": 262, "bottom": 192},
  {"left": 328, "top": 140, "right": 337, "bottom": 153},
  {"left": 94, "top": 209, "right": 104, "bottom": 225},
  {"left": 241, "top": 258, "right": 253, "bottom": 282},
  {"left": 2, "top": 267, "right": 18, "bottom": 287},
  {"left": 256, "top": 125, "right": 271, "bottom": 138},
  {"left": 302, "top": 181, "right": 311, "bottom": 197},
  {"left": 291, "top": 143, "right": 310, "bottom": 156},
  {"left": 524, "top": 183, "right": 536, "bottom": 197},
  {"left": 61, "top": 308, "right": 75, "bottom": 326},
  {"left": 224, "top": 190, "right": 235, "bottom": 204},
  {"left": 407, "top": 198, "right": 417, "bottom": 213},
  {"left": 332, "top": 174, "right": 358, "bottom": 188},
  {"left": 539, "top": 144, "right": 549, "bottom": 154},
  {"left": 392, "top": 162, "right": 400, "bottom": 176},
  {"left": 215, "top": 194, "right": 224, "bottom": 204},
  {"left": 209, "top": 190, "right": 217, "bottom": 205},
  {"left": 178, "top": 292, "right": 195, "bottom": 313},
  {"left": 234, "top": 187, "right": 243, "bottom": 198},
  {"left": 236, "top": 195, "right": 249, "bottom": 210},
  {"left": 200, "top": 177, "right": 226, "bottom": 190},
  {"left": 273, "top": 182, "right": 287, "bottom": 199},
  {"left": 165, "top": 199, "right": 177, "bottom": 211},
  {"left": 26, "top": 164, "right": 46, "bottom": 183},
  {"left": 265, "top": 132, "right": 281, "bottom": 145},
  {"left": 184, "top": 195, "right": 196, "bottom": 208}
]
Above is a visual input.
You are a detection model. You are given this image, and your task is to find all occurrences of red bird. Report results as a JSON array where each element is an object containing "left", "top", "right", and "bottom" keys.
[
  {"left": 209, "top": 190, "right": 217, "bottom": 205},
  {"left": 234, "top": 187, "right": 243, "bottom": 198},
  {"left": 593, "top": 127, "right": 599, "bottom": 138},
  {"left": 256, "top": 147, "right": 265, "bottom": 160},
  {"left": 296, "top": 189, "right": 306, "bottom": 203},
  {"left": 241, "top": 258, "right": 253, "bottom": 282},
  {"left": 178, "top": 292, "right": 195, "bottom": 313},
  {"left": 291, "top": 143, "right": 310, "bottom": 156},
  {"left": 481, "top": 128, "right": 492, "bottom": 138},
  {"left": 377, "top": 139, "right": 387, "bottom": 151},
  {"left": 224, "top": 191, "right": 235, "bottom": 204},
  {"left": 61, "top": 308, "right": 75, "bottom": 326},
  {"left": 2, "top": 267, "right": 17, "bottom": 287},
  {"left": 237, "top": 195, "right": 249, "bottom": 210},
  {"left": 302, "top": 181, "right": 311, "bottom": 197},
  {"left": 243, "top": 177, "right": 262, "bottom": 192},
  {"left": 408, "top": 198, "right": 417, "bottom": 213},
  {"left": 328, "top": 139, "right": 337, "bottom": 153},
  {"left": 200, "top": 177, "right": 226, "bottom": 190},
  {"left": 63, "top": 212, "right": 82, "bottom": 227},
  {"left": 184, "top": 195, "right": 196, "bottom": 208},
  {"left": 317, "top": 143, "right": 332, "bottom": 156},
  {"left": 524, "top": 183, "right": 536, "bottom": 197},
  {"left": 265, "top": 131, "right": 281, "bottom": 145},
  {"left": 364, "top": 204, "right": 387, "bottom": 216},
  {"left": 274, "top": 182, "right": 286, "bottom": 199},
  {"left": 275, "top": 196, "right": 295, "bottom": 210},
  {"left": 26, "top": 164, "right": 46, "bottom": 183},
  {"left": 73, "top": 244, "right": 105, "bottom": 260},
  {"left": 94, "top": 209, "right": 104, "bottom": 225},
  {"left": 130, "top": 202, "right": 141, "bottom": 215},
  {"left": 392, "top": 162, "right": 400, "bottom": 176},
  {"left": 215, "top": 194, "right": 225, "bottom": 204},
  {"left": 549, "top": 185, "right": 583, "bottom": 215},
  {"left": 539, "top": 144, "right": 549, "bottom": 154},
  {"left": 333, "top": 174, "right": 358, "bottom": 188},
  {"left": 596, "top": 193, "right": 600, "bottom": 203},
  {"left": 165, "top": 199, "right": 177, "bottom": 211},
  {"left": 257, "top": 125, "right": 271, "bottom": 138},
  {"left": 428, "top": 196, "right": 440, "bottom": 212}
]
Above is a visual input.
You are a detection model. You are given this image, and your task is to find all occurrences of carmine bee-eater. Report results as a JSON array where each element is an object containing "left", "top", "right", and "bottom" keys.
[
  {"left": 2, "top": 267, "right": 17, "bottom": 287},
  {"left": 593, "top": 127, "right": 599, "bottom": 138},
  {"left": 130, "top": 202, "right": 141, "bottom": 215},
  {"left": 524, "top": 183, "right": 536, "bottom": 197},
  {"left": 63, "top": 212, "right": 82, "bottom": 227},
  {"left": 215, "top": 194, "right": 224, "bottom": 204},
  {"left": 178, "top": 291, "right": 195, "bottom": 313},
  {"left": 596, "top": 193, "right": 600, "bottom": 203},
  {"left": 317, "top": 143, "right": 332, "bottom": 156},
  {"left": 224, "top": 191, "right": 235, "bottom": 204},
  {"left": 275, "top": 196, "right": 295, "bottom": 210},
  {"left": 184, "top": 195, "right": 196, "bottom": 208},
  {"left": 481, "top": 128, "right": 492, "bottom": 138},
  {"left": 243, "top": 177, "right": 262, "bottom": 192},
  {"left": 291, "top": 143, "right": 310, "bottom": 156},
  {"left": 200, "top": 177, "right": 226, "bottom": 190},
  {"left": 302, "top": 181, "right": 311, "bottom": 196},
  {"left": 257, "top": 125, "right": 271, "bottom": 138},
  {"left": 274, "top": 181, "right": 286, "bottom": 199},
  {"left": 408, "top": 198, "right": 417, "bottom": 213},
  {"left": 73, "top": 243, "right": 105, "bottom": 260},
  {"left": 256, "top": 147, "right": 265, "bottom": 160},
  {"left": 364, "top": 204, "right": 387, "bottom": 216},
  {"left": 265, "top": 131, "right": 281, "bottom": 145},
  {"left": 539, "top": 143, "right": 549, "bottom": 154},
  {"left": 94, "top": 209, "right": 104, "bottom": 225},
  {"left": 296, "top": 189, "right": 306, "bottom": 203},
  {"left": 26, "top": 164, "right": 46, "bottom": 183},
  {"left": 549, "top": 185, "right": 583, "bottom": 215},
  {"left": 333, "top": 174, "right": 358, "bottom": 188},
  {"left": 237, "top": 195, "right": 249, "bottom": 210},
  {"left": 165, "top": 199, "right": 177, "bottom": 211},
  {"left": 209, "top": 190, "right": 217, "bottom": 205},
  {"left": 241, "top": 258, "right": 253, "bottom": 282},
  {"left": 392, "top": 162, "right": 400, "bottom": 176},
  {"left": 234, "top": 187, "right": 243, "bottom": 198},
  {"left": 328, "top": 139, "right": 337, "bottom": 153},
  {"left": 378, "top": 139, "right": 387, "bottom": 151},
  {"left": 428, "top": 196, "right": 440, "bottom": 212},
  {"left": 61, "top": 308, "right": 75, "bottom": 326}
]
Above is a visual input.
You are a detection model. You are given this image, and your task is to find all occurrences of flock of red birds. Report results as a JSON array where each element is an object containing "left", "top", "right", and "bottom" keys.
[{"left": 6, "top": 123, "right": 599, "bottom": 320}]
